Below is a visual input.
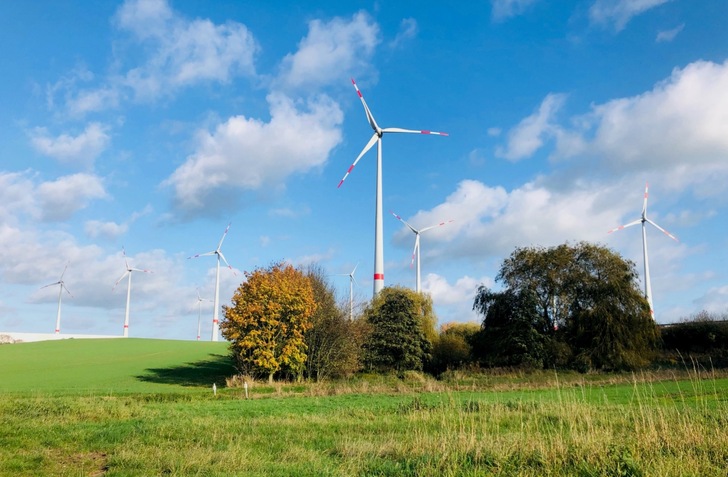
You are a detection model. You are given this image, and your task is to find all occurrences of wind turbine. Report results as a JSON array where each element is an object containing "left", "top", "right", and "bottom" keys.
[
  {"left": 113, "top": 248, "right": 152, "bottom": 338},
  {"left": 336, "top": 263, "right": 359, "bottom": 320},
  {"left": 391, "top": 211, "right": 453, "bottom": 293},
  {"left": 195, "top": 289, "right": 211, "bottom": 341},
  {"left": 608, "top": 182, "right": 678, "bottom": 318},
  {"left": 41, "top": 262, "right": 72, "bottom": 334},
  {"left": 188, "top": 223, "right": 234, "bottom": 342},
  {"left": 338, "top": 78, "right": 448, "bottom": 296}
]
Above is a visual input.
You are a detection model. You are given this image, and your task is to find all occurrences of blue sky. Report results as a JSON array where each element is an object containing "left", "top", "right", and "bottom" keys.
[{"left": 1, "top": 0, "right": 727, "bottom": 340}]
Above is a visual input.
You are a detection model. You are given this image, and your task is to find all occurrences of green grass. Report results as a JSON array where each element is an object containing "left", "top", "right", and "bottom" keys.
[
  {"left": 0, "top": 338, "right": 232, "bottom": 394},
  {"left": 1, "top": 339, "right": 727, "bottom": 476}
]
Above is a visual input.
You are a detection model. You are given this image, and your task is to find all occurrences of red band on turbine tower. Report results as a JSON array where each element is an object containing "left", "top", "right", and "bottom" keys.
[
  {"left": 213, "top": 319, "right": 219, "bottom": 324},
  {"left": 373, "top": 273, "right": 384, "bottom": 280}
]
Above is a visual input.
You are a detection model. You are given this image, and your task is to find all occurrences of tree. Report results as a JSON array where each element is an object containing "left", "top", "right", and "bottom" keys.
[
  {"left": 362, "top": 286, "right": 435, "bottom": 372},
  {"left": 303, "top": 265, "right": 366, "bottom": 381},
  {"left": 221, "top": 262, "right": 316, "bottom": 383},
  {"left": 472, "top": 287, "right": 548, "bottom": 368},
  {"left": 429, "top": 322, "right": 480, "bottom": 374},
  {"left": 474, "top": 242, "right": 659, "bottom": 371}
]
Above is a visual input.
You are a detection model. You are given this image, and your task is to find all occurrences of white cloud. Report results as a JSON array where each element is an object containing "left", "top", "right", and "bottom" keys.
[
  {"left": 116, "top": 0, "right": 257, "bottom": 101},
  {"left": 0, "top": 171, "right": 107, "bottom": 223},
  {"left": 552, "top": 60, "right": 728, "bottom": 192},
  {"left": 37, "top": 174, "right": 107, "bottom": 221},
  {"left": 277, "top": 12, "right": 379, "bottom": 89},
  {"left": 496, "top": 93, "right": 566, "bottom": 161},
  {"left": 30, "top": 123, "right": 111, "bottom": 168},
  {"left": 491, "top": 0, "right": 540, "bottom": 21},
  {"left": 164, "top": 93, "right": 343, "bottom": 212},
  {"left": 656, "top": 23, "right": 684, "bottom": 43},
  {"left": 423, "top": 273, "right": 493, "bottom": 323},
  {"left": 390, "top": 18, "right": 418, "bottom": 48},
  {"left": 693, "top": 285, "right": 728, "bottom": 315},
  {"left": 589, "top": 0, "right": 672, "bottom": 32},
  {"left": 85, "top": 220, "right": 129, "bottom": 240}
]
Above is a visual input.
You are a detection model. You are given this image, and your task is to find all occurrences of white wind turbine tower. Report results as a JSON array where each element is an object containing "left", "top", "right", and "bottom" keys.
[
  {"left": 337, "top": 263, "right": 359, "bottom": 320},
  {"left": 608, "top": 182, "right": 678, "bottom": 318},
  {"left": 188, "top": 223, "right": 234, "bottom": 342},
  {"left": 195, "top": 289, "right": 211, "bottom": 341},
  {"left": 338, "top": 78, "right": 448, "bottom": 296},
  {"left": 41, "top": 262, "right": 72, "bottom": 334},
  {"left": 391, "top": 211, "right": 453, "bottom": 293},
  {"left": 113, "top": 248, "right": 152, "bottom": 338}
]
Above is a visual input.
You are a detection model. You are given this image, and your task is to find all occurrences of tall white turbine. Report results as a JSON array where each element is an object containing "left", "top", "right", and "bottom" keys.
[
  {"left": 113, "top": 248, "right": 152, "bottom": 338},
  {"left": 391, "top": 211, "right": 453, "bottom": 293},
  {"left": 608, "top": 182, "right": 678, "bottom": 317},
  {"left": 188, "top": 223, "right": 234, "bottom": 342},
  {"left": 336, "top": 263, "right": 359, "bottom": 320},
  {"left": 195, "top": 289, "right": 211, "bottom": 341},
  {"left": 41, "top": 262, "right": 72, "bottom": 334},
  {"left": 338, "top": 78, "right": 448, "bottom": 296}
]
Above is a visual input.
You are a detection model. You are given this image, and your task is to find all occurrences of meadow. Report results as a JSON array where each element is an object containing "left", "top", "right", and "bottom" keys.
[{"left": 1, "top": 339, "right": 727, "bottom": 476}]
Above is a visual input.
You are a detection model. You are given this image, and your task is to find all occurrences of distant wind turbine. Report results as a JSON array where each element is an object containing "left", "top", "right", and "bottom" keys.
[
  {"left": 391, "top": 211, "right": 453, "bottom": 293},
  {"left": 188, "top": 223, "right": 234, "bottom": 342},
  {"left": 41, "top": 262, "right": 72, "bottom": 334},
  {"left": 195, "top": 289, "right": 211, "bottom": 341},
  {"left": 336, "top": 263, "right": 359, "bottom": 320},
  {"left": 113, "top": 248, "right": 152, "bottom": 338},
  {"left": 608, "top": 182, "right": 678, "bottom": 318},
  {"left": 338, "top": 78, "right": 448, "bottom": 296}
]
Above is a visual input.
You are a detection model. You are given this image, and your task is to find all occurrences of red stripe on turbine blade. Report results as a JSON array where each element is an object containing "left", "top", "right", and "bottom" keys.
[
  {"left": 373, "top": 273, "right": 384, "bottom": 280},
  {"left": 337, "top": 179, "right": 345, "bottom": 188},
  {"left": 421, "top": 130, "right": 431, "bottom": 134},
  {"left": 347, "top": 164, "right": 354, "bottom": 173}
]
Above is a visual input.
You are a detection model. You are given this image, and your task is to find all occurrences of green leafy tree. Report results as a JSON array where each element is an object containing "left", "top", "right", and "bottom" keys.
[
  {"left": 221, "top": 262, "right": 316, "bottom": 383},
  {"left": 429, "top": 322, "right": 480, "bottom": 374},
  {"left": 303, "top": 265, "right": 366, "bottom": 381},
  {"left": 472, "top": 287, "right": 547, "bottom": 368},
  {"left": 362, "top": 286, "right": 434, "bottom": 372},
  {"left": 475, "top": 242, "right": 659, "bottom": 371}
]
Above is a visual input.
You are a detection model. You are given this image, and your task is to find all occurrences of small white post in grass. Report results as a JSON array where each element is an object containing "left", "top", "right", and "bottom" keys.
[
  {"left": 212, "top": 383, "right": 217, "bottom": 396},
  {"left": 244, "top": 381, "right": 248, "bottom": 399}
]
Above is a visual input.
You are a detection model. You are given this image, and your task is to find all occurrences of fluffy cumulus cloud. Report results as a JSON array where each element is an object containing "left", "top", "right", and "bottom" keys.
[
  {"left": 0, "top": 171, "right": 107, "bottom": 223},
  {"left": 164, "top": 93, "right": 343, "bottom": 212},
  {"left": 422, "top": 273, "right": 492, "bottom": 323},
  {"left": 589, "top": 0, "right": 672, "bottom": 32},
  {"left": 115, "top": 0, "right": 258, "bottom": 100},
  {"left": 552, "top": 60, "right": 728, "bottom": 192},
  {"left": 491, "top": 0, "right": 541, "bottom": 20},
  {"left": 390, "top": 18, "right": 418, "bottom": 48},
  {"left": 496, "top": 93, "right": 566, "bottom": 161},
  {"left": 656, "top": 23, "right": 684, "bottom": 43},
  {"left": 37, "top": 174, "right": 107, "bottom": 221},
  {"left": 84, "top": 220, "right": 129, "bottom": 240},
  {"left": 30, "top": 123, "right": 111, "bottom": 168},
  {"left": 277, "top": 12, "right": 379, "bottom": 89}
]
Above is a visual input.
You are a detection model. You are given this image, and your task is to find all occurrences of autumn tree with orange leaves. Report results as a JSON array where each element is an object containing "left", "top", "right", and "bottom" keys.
[{"left": 221, "top": 262, "right": 316, "bottom": 383}]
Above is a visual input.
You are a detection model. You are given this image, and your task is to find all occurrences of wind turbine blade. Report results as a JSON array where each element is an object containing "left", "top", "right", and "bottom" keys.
[
  {"left": 41, "top": 281, "right": 60, "bottom": 290},
  {"left": 61, "top": 283, "right": 73, "bottom": 297},
  {"left": 645, "top": 218, "right": 679, "bottom": 242},
  {"left": 113, "top": 271, "right": 130, "bottom": 290},
  {"left": 419, "top": 219, "right": 454, "bottom": 233},
  {"left": 188, "top": 251, "right": 216, "bottom": 259},
  {"left": 411, "top": 235, "right": 420, "bottom": 267},
  {"left": 351, "top": 78, "right": 380, "bottom": 132},
  {"left": 607, "top": 219, "right": 642, "bottom": 234},
  {"left": 642, "top": 182, "right": 649, "bottom": 217},
  {"left": 129, "top": 267, "right": 152, "bottom": 273},
  {"left": 390, "top": 211, "right": 418, "bottom": 234},
  {"left": 60, "top": 262, "right": 69, "bottom": 280},
  {"left": 218, "top": 251, "right": 236, "bottom": 275},
  {"left": 351, "top": 262, "right": 359, "bottom": 276},
  {"left": 338, "top": 133, "right": 378, "bottom": 188},
  {"left": 217, "top": 222, "right": 231, "bottom": 250},
  {"left": 382, "top": 127, "right": 448, "bottom": 136}
]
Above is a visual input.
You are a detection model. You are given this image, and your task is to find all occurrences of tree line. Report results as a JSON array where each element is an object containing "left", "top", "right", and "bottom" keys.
[{"left": 219, "top": 242, "right": 722, "bottom": 382}]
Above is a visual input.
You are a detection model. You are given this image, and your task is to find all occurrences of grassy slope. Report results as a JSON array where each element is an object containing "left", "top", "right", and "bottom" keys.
[{"left": 0, "top": 338, "right": 232, "bottom": 394}]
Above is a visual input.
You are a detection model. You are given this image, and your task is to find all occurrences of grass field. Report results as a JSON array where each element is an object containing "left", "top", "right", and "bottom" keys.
[{"left": 1, "top": 339, "right": 727, "bottom": 476}]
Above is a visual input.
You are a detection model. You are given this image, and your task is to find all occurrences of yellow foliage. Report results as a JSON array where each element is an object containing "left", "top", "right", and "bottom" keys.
[{"left": 221, "top": 262, "right": 316, "bottom": 381}]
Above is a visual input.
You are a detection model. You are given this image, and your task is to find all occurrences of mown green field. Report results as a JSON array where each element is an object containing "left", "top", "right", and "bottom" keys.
[{"left": 1, "top": 339, "right": 727, "bottom": 476}]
